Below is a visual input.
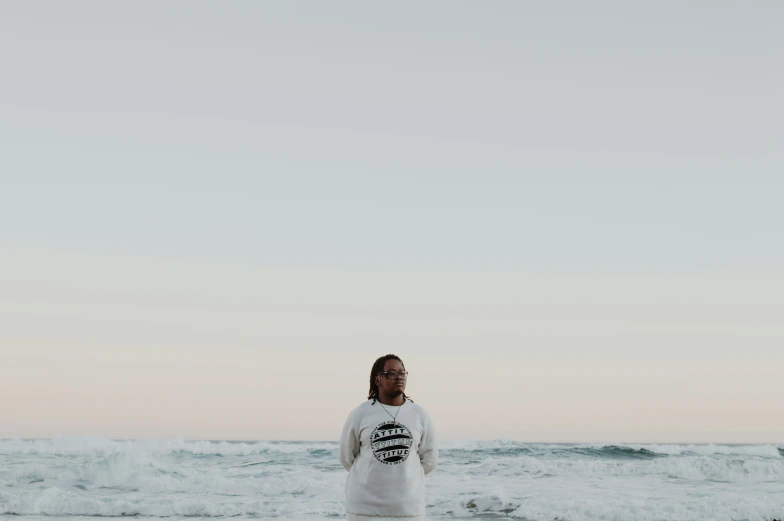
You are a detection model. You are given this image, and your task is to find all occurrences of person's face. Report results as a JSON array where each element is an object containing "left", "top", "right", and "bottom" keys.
[{"left": 375, "top": 359, "right": 407, "bottom": 396}]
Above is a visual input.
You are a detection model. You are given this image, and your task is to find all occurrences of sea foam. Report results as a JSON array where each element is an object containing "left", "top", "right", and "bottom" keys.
[{"left": 1, "top": 438, "right": 782, "bottom": 521}]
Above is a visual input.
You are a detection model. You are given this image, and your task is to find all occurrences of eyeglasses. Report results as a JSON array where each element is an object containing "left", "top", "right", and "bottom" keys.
[{"left": 379, "top": 370, "right": 408, "bottom": 380}]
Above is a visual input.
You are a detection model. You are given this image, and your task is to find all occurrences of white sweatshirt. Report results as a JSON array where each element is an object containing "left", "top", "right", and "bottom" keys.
[{"left": 339, "top": 399, "right": 438, "bottom": 518}]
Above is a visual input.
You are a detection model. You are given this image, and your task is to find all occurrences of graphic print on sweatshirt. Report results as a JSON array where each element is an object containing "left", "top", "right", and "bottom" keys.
[{"left": 370, "top": 421, "right": 413, "bottom": 465}]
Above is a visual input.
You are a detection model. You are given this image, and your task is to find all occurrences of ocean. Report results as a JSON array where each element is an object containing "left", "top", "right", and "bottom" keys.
[{"left": 1, "top": 438, "right": 782, "bottom": 521}]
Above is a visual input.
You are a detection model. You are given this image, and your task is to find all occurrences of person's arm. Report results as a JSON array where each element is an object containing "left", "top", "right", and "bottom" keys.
[
  {"left": 418, "top": 410, "right": 438, "bottom": 475},
  {"left": 339, "top": 409, "right": 360, "bottom": 471}
]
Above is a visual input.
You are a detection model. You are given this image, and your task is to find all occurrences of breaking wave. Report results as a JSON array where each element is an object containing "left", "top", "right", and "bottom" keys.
[{"left": 1, "top": 438, "right": 782, "bottom": 520}]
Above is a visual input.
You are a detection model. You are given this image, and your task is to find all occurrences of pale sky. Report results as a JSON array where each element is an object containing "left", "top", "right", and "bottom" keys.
[{"left": 1, "top": 1, "right": 782, "bottom": 443}]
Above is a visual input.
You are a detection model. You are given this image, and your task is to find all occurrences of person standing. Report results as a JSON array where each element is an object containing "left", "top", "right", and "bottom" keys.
[{"left": 339, "top": 354, "right": 438, "bottom": 521}]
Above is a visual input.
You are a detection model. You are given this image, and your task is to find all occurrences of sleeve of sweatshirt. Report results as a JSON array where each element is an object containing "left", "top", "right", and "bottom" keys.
[
  {"left": 339, "top": 408, "right": 360, "bottom": 472},
  {"left": 418, "top": 409, "right": 438, "bottom": 475}
]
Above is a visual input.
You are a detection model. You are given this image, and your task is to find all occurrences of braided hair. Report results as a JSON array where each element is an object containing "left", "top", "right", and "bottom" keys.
[{"left": 368, "top": 354, "right": 413, "bottom": 404}]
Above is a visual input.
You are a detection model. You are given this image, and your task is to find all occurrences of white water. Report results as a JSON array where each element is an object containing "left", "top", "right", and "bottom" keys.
[{"left": 1, "top": 438, "right": 782, "bottom": 520}]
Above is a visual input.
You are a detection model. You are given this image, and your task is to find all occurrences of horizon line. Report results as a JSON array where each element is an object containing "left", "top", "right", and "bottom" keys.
[{"left": 3, "top": 437, "right": 783, "bottom": 446}]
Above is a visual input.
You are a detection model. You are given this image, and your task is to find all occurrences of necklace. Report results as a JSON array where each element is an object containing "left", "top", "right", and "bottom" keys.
[{"left": 377, "top": 397, "right": 406, "bottom": 427}]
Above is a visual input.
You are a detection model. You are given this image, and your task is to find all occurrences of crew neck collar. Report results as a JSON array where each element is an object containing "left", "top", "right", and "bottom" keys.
[{"left": 374, "top": 397, "right": 406, "bottom": 407}]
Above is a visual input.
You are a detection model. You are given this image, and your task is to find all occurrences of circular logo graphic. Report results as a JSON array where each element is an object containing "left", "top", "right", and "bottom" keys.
[{"left": 370, "top": 421, "right": 413, "bottom": 465}]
